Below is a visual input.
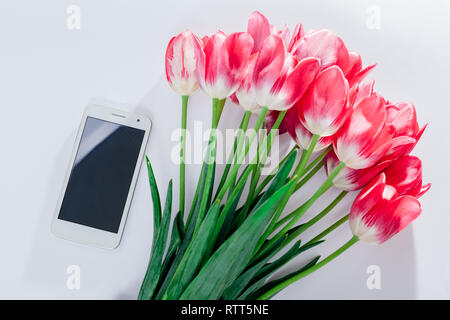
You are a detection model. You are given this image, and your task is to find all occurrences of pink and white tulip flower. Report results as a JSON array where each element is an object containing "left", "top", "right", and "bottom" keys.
[
  {"left": 283, "top": 107, "right": 334, "bottom": 152},
  {"left": 349, "top": 157, "right": 429, "bottom": 244},
  {"left": 297, "top": 66, "right": 350, "bottom": 137},
  {"left": 165, "top": 31, "right": 205, "bottom": 96},
  {"left": 333, "top": 93, "right": 399, "bottom": 169},
  {"left": 247, "top": 11, "right": 292, "bottom": 53},
  {"left": 380, "top": 101, "right": 427, "bottom": 161},
  {"left": 252, "top": 35, "right": 320, "bottom": 111},
  {"left": 233, "top": 11, "right": 310, "bottom": 112},
  {"left": 349, "top": 173, "right": 422, "bottom": 244},
  {"left": 325, "top": 150, "right": 392, "bottom": 191},
  {"left": 195, "top": 31, "right": 254, "bottom": 99},
  {"left": 291, "top": 29, "right": 375, "bottom": 87},
  {"left": 234, "top": 53, "right": 260, "bottom": 112}
]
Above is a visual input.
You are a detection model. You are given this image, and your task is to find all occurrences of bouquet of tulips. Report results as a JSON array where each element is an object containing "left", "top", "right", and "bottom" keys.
[{"left": 138, "top": 11, "right": 430, "bottom": 300}]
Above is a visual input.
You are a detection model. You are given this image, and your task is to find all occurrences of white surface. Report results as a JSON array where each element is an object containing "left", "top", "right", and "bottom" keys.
[{"left": 0, "top": 0, "right": 449, "bottom": 299}]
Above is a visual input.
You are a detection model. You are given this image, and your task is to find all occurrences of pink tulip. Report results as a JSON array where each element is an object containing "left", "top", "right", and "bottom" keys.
[
  {"left": 252, "top": 35, "right": 320, "bottom": 110},
  {"left": 333, "top": 93, "right": 400, "bottom": 169},
  {"left": 297, "top": 66, "right": 349, "bottom": 137},
  {"left": 247, "top": 11, "right": 292, "bottom": 53},
  {"left": 234, "top": 11, "right": 317, "bottom": 112},
  {"left": 234, "top": 53, "right": 260, "bottom": 112},
  {"left": 194, "top": 31, "right": 254, "bottom": 99},
  {"left": 165, "top": 31, "right": 205, "bottom": 96},
  {"left": 247, "top": 11, "right": 272, "bottom": 53},
  {"left": 380, "top": 102, "right": 427, "bottom": 161},
  {"left": 383, "top": 155, "right": 431, "bottom": 198},
  {"left": 325, "top": 151, "right": 392, "bottom": 191},
  {"left": 349, "top": 173, "right": 424, "bottom": 244},
  {"left": 291, "top": 29, "right": 339, "bottom": 68},
  {"left": 290, "top": 29, "right": 375, "bottom": 87},
  {"left": 283, "top": 107, "right": 334, "bottom": 152}
]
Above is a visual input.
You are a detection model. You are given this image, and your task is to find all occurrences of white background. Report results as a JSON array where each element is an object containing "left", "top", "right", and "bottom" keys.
[{"left": 0, "top": 0, "right": 449, "bottom": 299}]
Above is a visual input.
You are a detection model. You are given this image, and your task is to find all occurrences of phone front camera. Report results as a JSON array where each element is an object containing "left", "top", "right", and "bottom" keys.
[{"left": 137, "top": 119, "right": 140, "bottom": 122}]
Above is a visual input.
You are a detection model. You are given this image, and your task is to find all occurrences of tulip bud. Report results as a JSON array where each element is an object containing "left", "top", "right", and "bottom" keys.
[
  {"left": 380, "top": 102, "right": 427, "bottom": 161},
  {"left": 290, "top": 29, "right": 375, "bottom": 87},
  {"left": 297, "top": 66, "right": 349, "bottom": 137},
  {"left": 252, "top": 35, "right": 320, "bottom": 111},
  {"left": 349, "top": 173, "right": 422, "bottom": 244},
  {"left": 272, "top": 106, "right": 332, "bottom": 151},
  {"left": 195, "top": 31, "right": 254, "bottom": 99},
  {"left": 325, "top": 151, "right": 392, "bottom": 191},
  {"left": 333, "top": 93, "right": 398, "bottom": 169},
  {"left": 234, "top": 53, "right": 260, "bottom": 112},
  {"left": 165, "top": 31, "right": 204, "bottom": 96}
]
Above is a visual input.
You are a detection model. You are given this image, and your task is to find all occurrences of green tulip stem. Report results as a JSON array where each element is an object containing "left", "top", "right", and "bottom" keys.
[
  {"left": 277, "top": 190, "right": 348, "bottom": 231},
  {"left": 257, "top": 161, "right": 346, "bottom": 257},
  {"left": 216, "top": 106, "right": 269, "bottom": 201},
  {"left": 257, "top": 134, "right": 320, "bottom": 250},
  {"left": 257, "top": 235, "right": 359, "bottom": 300},
  {"left": 194, "top": 98, "right": 219, "bottom": 232},
  {"left": 241, "top": 110, "right": 287, "bottom": 217},
  {"left": 179, "top": 95, "right": 188, "bottom": 215},
  {"left": 214, "top": 111, "right": 252, "bottom": 200},
  {"left": 254, "top": 145, "right": 331, "bottom": 200},
  {"left": 303, "top": 213, "right": 350, "bottom": 248}
]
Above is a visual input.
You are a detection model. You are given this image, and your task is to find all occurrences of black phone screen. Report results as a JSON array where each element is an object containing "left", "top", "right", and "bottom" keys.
[{"left": 58, "top": 116, "right": 145, "bottom": 233}]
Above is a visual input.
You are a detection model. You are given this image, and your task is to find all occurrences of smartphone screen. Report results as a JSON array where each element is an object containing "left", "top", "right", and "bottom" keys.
[{"left": 58, "top": 116, "right": 145, "bottom": 233}]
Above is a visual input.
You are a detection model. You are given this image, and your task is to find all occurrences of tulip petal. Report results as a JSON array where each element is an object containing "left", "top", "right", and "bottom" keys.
[
  {"left": 336, "top": 37, "right": 351, "bottom": 75},
  {"left": 277, "top": 57, "right": 321, "bottom": 110},
  {"left": 376, "top": 195, "right": 422, "bottom": 243},
  {"left": 247, "top": 11, "right": 271, "bottom": 53},
  {"left": 328, "top": 153, "right": 392, "bottom": 191},
  {"left": 291, "top": 29, "right": 338, "bottom": 67},
  {"left": 413, "top": 123, "right": 428, "bottom": 147},
  {"left": 293, "top": 121, "right": 333, "bottom": 151},
  {"left": 199, "top": 31, "right": 227, "bottom": 94},
  {"left": 353, "top": 80, "right": 375, "bottom": 107},
  {"left": 389, "top": 102, "right": 419, "bottom": 137},
  {"left": 235, "top": 52, "right": 259, "bottom": 112},
  {"left": 383, "top": 155, "right": 430, "bottom": 198},
  {"left": 349, "top": 63, "right": 376, "bottom": 87},
  {"left": 217, "top": 32, "right": 254, "bottom": 98},
  {"left": 253, "top": 35, "right": 286, "bottom": 106},
  {"left": 381, "top": 136, "right": 416, "bottom": 161},
  {"left": 334, "top": 93, "right": 388, "bottom": 169},
  {"left": 287, "top": 23, "right": 304, "bottom": 52},
  {"left": 271, "top": 24, "right": 290, "bottom": 47},
  {"left": 417, "top": 183, "right": 431, "bottom": 198},
  {"left": 355, "top": 125, "right": 396, "bottom": 169},
  {"left": 285, "top": 106, "right": 332, "bottom": 151},
  {"left": 350, "top": 173, "right": 387, "bottom": 218},
  {"left": 298, "top": 65, "right": 349, "bottom": 136}
]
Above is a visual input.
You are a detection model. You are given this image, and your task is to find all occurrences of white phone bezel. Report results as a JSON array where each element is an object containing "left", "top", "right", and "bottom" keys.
[{"left": 51, "top": 103, "right": 151, "bottom": 249}]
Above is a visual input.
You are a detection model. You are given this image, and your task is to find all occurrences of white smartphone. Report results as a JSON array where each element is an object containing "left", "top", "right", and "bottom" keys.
[{"left": 51, "top": 103, "right": 151, "bottom": 249}]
